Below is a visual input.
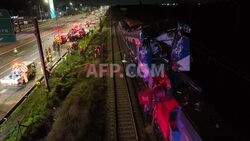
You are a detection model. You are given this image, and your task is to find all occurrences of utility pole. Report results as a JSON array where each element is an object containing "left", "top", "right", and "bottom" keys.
[
  {"left": 39, "top": 4, "right": 43, "bottom": 20},
  {"left": 17, "top": 19, "right": 21, "bottom": 32},
  {"left": 33, "top": 18, "right": 51, "bottom": 92}
]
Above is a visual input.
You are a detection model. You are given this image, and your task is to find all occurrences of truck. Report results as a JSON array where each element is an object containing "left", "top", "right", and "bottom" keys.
[
  {"left": 68, "top": 23, "right": 86, "bottom": 42},
  {"left": 0, "top": 61, "right": 36, "bottom": 86}
]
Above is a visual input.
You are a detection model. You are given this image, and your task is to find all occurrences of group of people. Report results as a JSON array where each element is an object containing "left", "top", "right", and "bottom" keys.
[
  {"left": 77, "top": 44, "right": 103, "bottom": 60},
  {"left": 45, "top": 48, "right": 53, "bottom": 63}
]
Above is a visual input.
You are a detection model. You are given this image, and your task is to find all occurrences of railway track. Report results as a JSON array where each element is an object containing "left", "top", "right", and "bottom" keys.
[{"left": 106, "top": 19, "right": 139, "bottom": 141}]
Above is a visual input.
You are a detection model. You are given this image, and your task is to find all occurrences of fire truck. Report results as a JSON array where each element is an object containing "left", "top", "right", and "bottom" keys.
[
  {"left": 0, "top": 61, "right": 36, "bottom": 86},
  {"left": 68, "top": 23, "right": 86, "bottom": 42}
]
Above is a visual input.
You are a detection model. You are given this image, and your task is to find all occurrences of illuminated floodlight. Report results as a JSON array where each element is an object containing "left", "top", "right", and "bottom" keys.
[
  {"left": 49, "top": 0, "right": 56, "bottom": 19},
  {"left": 70, "top": 2, "right": 73, "bottom": 6},
  {"left": 44, "top": 0, "right": 49, "bottom": 4}
]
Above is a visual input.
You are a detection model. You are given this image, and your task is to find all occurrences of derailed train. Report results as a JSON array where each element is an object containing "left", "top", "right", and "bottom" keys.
[{"left": 119, "top": 18, "right": 202, "bottom": 141}]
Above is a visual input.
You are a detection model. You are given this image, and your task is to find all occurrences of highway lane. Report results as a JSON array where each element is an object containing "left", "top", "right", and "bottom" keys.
[
  {"left": 0, "top": 13, "right": 98, "bottom": 77},
  {"left": 0, "top": 30, "right": 61, "bottom": 77},
  {"left": 21, "top": 15, "right": 77, "bottom": 33},
  {"left": 0, "top": 47, "right": 67, "bottom": 119},
  {"left": 0, "top": 13, "right": 99, "bottom": 120},
  {"left": 0, "top": 14, "right": 85, "bottom": 77},
  {"left": 0, "top": 16, "right": 73, "bottom": 47}
]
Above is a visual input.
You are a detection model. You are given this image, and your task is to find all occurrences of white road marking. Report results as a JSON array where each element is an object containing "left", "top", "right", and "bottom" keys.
[
  {"left": 34, "top": 57, "right": 39, "bottom": 61},
  {"left": 0, "top": 89, "right": 7, "bottom": 94},
  {"left": 0, "top": 68, "right": 11, "bottom": 76},
  {"left": 0, "top": 28, "right": 63, "bottom": 56},
  {"left": 0, "top": 58, "right": 19, "bottom": 70},
  {"left": 17, "top": 51, "right": 25, "bottom": 55},
  {"left": 30, "top": 51, "right": 38, "bottom": 57}
]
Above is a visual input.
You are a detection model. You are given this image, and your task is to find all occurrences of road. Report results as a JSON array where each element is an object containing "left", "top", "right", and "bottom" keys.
[
  {"left": 0, "top": 13, "right": 99, "bottom": 120},
  {"left": 0, "top": 16, "right": 72, "bottom": 47}
]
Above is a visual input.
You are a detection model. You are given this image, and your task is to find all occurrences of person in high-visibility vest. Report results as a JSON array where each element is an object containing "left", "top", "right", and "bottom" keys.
[
  {"left": 49, "top": 54, "right": 52, "bottom": 62},
  {"left": 45, "top": 49, "right": 49, "bottom": 63},
  {"left": 35, "top": 79, "right": 41, "bottom": 85},
  {"left": 23, "top": 73, "right": 28, "bottom": 83},
  {"left": 41, "top": 68, "right": 44, "bottom": 74}
]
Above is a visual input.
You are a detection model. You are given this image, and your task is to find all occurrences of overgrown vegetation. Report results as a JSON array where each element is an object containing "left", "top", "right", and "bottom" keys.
[
  {"left": 46, "top": 77, "right": 106, "bottom": 141},
  {"left": 0, "top": 14, "right": 109, "bottom": 141}
]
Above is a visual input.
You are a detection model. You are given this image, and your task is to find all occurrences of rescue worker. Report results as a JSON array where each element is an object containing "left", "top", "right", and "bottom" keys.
[
  {"left": 48, "top": 47, "right": 53, "bottom": 62},
  {"left": 48, "top": 47, "right": 52, "bottom": 54},
  {"left": 45, "top": 49, "right": 49, "bottom": 63},
  {"left": 72, "top": 42, "right": 78, "bottom": 50},
  {"left": 40, "top": 68, "right": 44, "bottom": 74},
  {"left": 35, "top": 79, "right": 41, "bottom": 85},
  {"left": 23, "top": 72, "right": 28, "bottom": 83},
  {"left": 46, "top": 67, "right": 51, "bottom": 78},
  {"left": 49, "top": 53, "right": 53, "bottom": 62},
  {"left": 94, "top": 46, "right": 100, "bottom": 58},
  {"left": 52, "top": 41, "right": 57, "bottom": 51},
  {"left": 67, "top": 47, "right": 70, "bottom": 55},
  {"left": 80, "top": 47, "right": 84, "bottom": 56}
]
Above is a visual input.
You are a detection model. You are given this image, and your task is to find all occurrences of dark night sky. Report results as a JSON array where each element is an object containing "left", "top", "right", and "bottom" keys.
[
  {"left": 0, "top": 0, "right": 234, "bottom": 10},
  {"left": 0, "top": 0, "right": 85, "bottom": 15},
  {"left": 0, "top": 0, "right": 72, "bottom": 10},
  {"left": 0, "top": 0, "right": 26, "bottom": 10}
]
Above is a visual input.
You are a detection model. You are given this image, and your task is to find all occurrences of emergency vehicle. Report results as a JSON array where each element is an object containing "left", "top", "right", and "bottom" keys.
[
  {"left": 0, "top": 61, "right": 36, "bottom": 86},
  {"left": 68, "top": 23, "right": 86, "bottom": 42}
]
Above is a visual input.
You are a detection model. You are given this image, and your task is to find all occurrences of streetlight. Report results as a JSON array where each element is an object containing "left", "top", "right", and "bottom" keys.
[
  {"left": 44, "top": 0, "right": 56, "bottom": 19},
  {"left": 70, "top": 2, "right": 73, "bottom": 6},
  {"left": 38, "top": 0, "right": 49, "bottom": 20},
  {"left": 80, "top": 3, "right": 83, "bottom": 10}
]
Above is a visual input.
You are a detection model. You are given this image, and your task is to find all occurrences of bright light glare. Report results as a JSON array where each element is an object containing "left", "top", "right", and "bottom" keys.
[{"left": 44, "top": 0, "right": 49, "bottom": 3}]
